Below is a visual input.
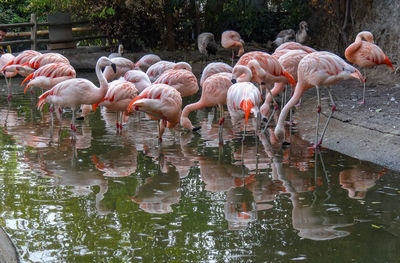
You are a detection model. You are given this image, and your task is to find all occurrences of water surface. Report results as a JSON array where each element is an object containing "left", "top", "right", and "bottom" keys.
[{"left": 0, "top": 73, "right": 400, "bottom": 262}]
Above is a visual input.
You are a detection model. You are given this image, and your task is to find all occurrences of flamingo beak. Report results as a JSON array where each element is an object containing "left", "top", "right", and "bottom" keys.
[
  {"left": 111, "top": 63, "right": 117, "bottom": 73},
  {"left": 231, "top": 78, "right": 237, "bottom": 84}
]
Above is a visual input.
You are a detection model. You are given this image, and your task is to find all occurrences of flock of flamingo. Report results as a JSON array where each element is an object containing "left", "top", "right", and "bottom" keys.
[{"left": 0, "top": 29, "right": 394, "bottom": 149}]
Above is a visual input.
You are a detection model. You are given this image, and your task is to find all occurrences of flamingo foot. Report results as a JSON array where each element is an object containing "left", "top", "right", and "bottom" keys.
[
  {"left": 158, "top": 137, "right": 163, "bottom": 144},
  {"left": 357, "top": 100, "right": 366, "bottom": 105},
  {"left": 219, "top": 117, "right": 225, "bottom": 126},
  {"left": 30, "top": 89, "right": 34, "bottom": 95},
  {"left": 7, "top": 94, "right": 12, "bottom": 101},
  {"left": 58, "top": 108, "right": 63, "bottom": 114},
  {"left": 70, "top": 124, "right": 77, "bottom": 132}
]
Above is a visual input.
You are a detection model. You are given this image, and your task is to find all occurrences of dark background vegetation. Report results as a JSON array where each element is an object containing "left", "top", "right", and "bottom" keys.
[{"left": 1, "top": 0, "right": 397, "bottom": 65}]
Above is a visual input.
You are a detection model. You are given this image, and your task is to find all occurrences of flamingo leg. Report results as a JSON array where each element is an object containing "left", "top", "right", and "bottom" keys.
[
  {"left": 218, "top": 105, "right": 224, "bottom": 145},
  {"left": 231, "top": 49, "right": 234, "bottom": 66},
  {"left": 317, "top": 87, "right": 336, "bottom": 147},
  {"left": 4, "top": 75, "right": 12, "bottom": 101},
  {"left": 314, "top": 86, "right": 321, "bottom": 148},
  {"left": 71, "top": 108, "right": 77, "bottom": 139}
]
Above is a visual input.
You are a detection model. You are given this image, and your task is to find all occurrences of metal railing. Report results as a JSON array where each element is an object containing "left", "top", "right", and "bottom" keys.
[{"left": 0, "top": 14, "right": 107, "bottom": 50}]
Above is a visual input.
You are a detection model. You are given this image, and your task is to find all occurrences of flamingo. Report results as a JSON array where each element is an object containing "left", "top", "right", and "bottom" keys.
[
  {"left": 227, "top": 81, "right": 262, "bottom": 143},
  {"left": 134, "top": 54, "right": 161, "bottom": 72},
  {"left": 181, "top": 65, "right": 252, "bottom": 132},
  {"left": 25, "top": 52, "right": 70, "bottom": 70},
  {"left": 0, "top": 53, "right": 15, "bottom": 99},
  {"left": 200, "top": 62, "right": 232, "bottom": 87},
  {"left": 103, "top": 56, "right": 135, "bottom": 82},
  {"left": 272, "top": 41, "right": 316, "bottom": 59},
  {"left": 124, "top": 69, "right": 151, "bottom": 93},
  {"left": 146, "top": 60, "right": 192, "bottom": 82},
  {"left": 93, "top": 78, "right": 138, "bottom": 130},
  {"left": 37, "top": 56, "right": 116, "bottom": 134},
  {"left": 21, "top": 62, "right": 76, "bottom": 94},
  {"left": 295, "top": 21, "right": 310, "bottom": 45},
  {"left": 345, "top": 31, "right": 393, "bottom": 104},
  {"left": 273, "top": 29, "right": 295, "bottom": 48},
  {"left": 221, "top": 30, "right": 244, "bottom": 65},
  {"left": 1, "top": 50, "right": 41, "bottom": 76},
  {"left": 235, "top": 51, "right": 296, "bottom": 104},
  {"left": 260, "top": 49, "right": 309, "bottom": 120},
  {"left": 127, "top": 83, "right": 182, "bottom": 143},
  {"left": 274, "top": 51, "right": 364, "bottom": 148},
  {"left": 153, "top": 69, "right": 199, "bottom": 97},
  {"left": 108, "top": 44, "right": 124, "bottom": 58},
  {"left": 198, "top": 32, "right": 218, "bottom": 68}
]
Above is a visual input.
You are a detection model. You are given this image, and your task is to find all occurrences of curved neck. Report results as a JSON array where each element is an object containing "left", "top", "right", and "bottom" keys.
[
  {"left": 96, "top": 60, "right": 109, "bottom": 98},
  {"left": 181, "top": 102, "right": 203, "bottom": 129}
]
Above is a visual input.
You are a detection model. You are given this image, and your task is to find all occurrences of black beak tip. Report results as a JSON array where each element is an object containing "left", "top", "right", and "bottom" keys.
[
  {"left": 76, "top": 116, "right": 85, "bottom": 121},
  {"left": 111, "top": 63, "right": 117, "bottom": 73},
  {"left": 231, "top": 79, "right": 237, "bottom": 84},
  {"left": 192, "top": 126, "right": 201, "bottom": 132}
]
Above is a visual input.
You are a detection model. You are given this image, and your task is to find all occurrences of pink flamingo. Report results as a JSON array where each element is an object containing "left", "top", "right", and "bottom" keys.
[
  {"left": 21, "top": 62, "right": 76, "bottom": 94},
  {"left": 124, "top": 69, "right": 151, "bottom": 93},
  {"left": 25, "top": 52, "right": 70, "bottom": 70},
  {"left": 200, "top": 62, "right": 232, "bottom": 87},
  {"left": 0, "top": 53, "right": 15, "bottom": 99},
  {"left": 345, "top": 31, "right": 393, "bottom": 104},
  {"left": 127, "top": 84, "right": 182, "bottom": 143},
  {"left": 227, "top": 81, "right": 262, "bottom": 143},
  {"left": 181, "top": 65, "right": 252, "bottom": 132},
  {"left": 272, "top": 41, "right": 316, "bottom": 59},
  {"left": 1, "top": 50, "right": 41, "bottom": 76},
  {"left": 221, "top": 30, "right": 244, "bottom": 65},
  {"left": 93, "top": 79, "right": 138, "bottom": 130},
  {"left": 153, "top": 69, "right": 199, "bottom": 97},
  {"left": 103, "top": 57, "right": 135, "bottom": 82},
  {"left": 37, "top": 56, "right": 116, "bottom": 134},
  {"left": 146, "top": 61, "right": 192, "bottom": 82},
  {"left": 135, "top": 54, "right": 161, "bottom": 72},
  {"left": 274, "top": 51, "right": 364, "bottom": 148},
  {"left": 260, "top": 49, "right": 309, "bottom": 120}
]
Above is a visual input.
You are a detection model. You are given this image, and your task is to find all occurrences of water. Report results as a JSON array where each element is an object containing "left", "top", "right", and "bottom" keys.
[{"left": 1, "top": 73, "right": 400, "bottom": 262}]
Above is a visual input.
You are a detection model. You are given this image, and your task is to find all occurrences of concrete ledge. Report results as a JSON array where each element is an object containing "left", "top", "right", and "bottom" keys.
[
  {"left": 0, "top": 225, "right": 19, "bottom": 263},
  {"left": 292, "top": 91, "right": 400, "bottom": 172}
]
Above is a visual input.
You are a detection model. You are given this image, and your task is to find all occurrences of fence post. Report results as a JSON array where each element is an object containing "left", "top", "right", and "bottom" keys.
[{"left": 30, "top": 13, "right": 37, "bottom": 50}]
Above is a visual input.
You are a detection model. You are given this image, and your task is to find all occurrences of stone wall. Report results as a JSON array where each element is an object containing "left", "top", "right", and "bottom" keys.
[{"left": 308, "top": 0, "right": 399, "bottom": 65}]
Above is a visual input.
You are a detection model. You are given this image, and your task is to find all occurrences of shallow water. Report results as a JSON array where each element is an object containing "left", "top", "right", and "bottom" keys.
[{"left": 0, "top": 73, "right": 400, "bottom": 262}]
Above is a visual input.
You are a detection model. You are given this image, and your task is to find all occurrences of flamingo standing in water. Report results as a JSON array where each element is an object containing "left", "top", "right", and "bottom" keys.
[
  {"left": 0, "top": 53, "right": 15, "bottom": 99},
  {"left": 93, "top": 79, "right": 138, "bottom": 130},
  {"left": 103, "top": 56, "right": 135, "bottom": 82},
  {"left": 1, "top": 50, "right": 41, "bottom": 76},
  {"left": 21, "top": 62, "right": 76, "bottom": 94},
  {"left": 221, "top": 30, "right": 244, "bottom": 65},
  {"left": 146, "top": 61, "right": 192, "bottom": 82},
  {"left": 134, "top": 54, "right": 161, "bottom": 72},
  {"left": 124, "top": 69, "right": 151, "bottom": 93},
  {"left": 200, "top": 62, "right": 232, "bottom": 87},
  {"left": 227, "top": 81, "right": 262, "bottom": 143},
  {"left": 274, "top": 51, "right": 364, "bottom": 148},
  {"left": 260, "top": 49, "right": 309, "bottom": 121},
  {"left": 235, "top": 51, "right": 296, "bottom": 105},
  {"left": 345, "top": 31, "right": 393, "bottom": 104},
  {"left": 153, "top": 69, "right": 199, "bottom": 97},
  {"left": 127, "top": 84, "right": 182, "bottom": 143},
  {"left": 181, "top": 65, "right": 252, "bottom": 132},
  {"left": 37, "top": 56, "right": 116, "bottom": 134}
]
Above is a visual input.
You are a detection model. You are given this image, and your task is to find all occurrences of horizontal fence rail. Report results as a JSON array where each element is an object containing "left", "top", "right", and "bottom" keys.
[{"left": 0, "top": 14, "right": 106, "bottom": 50}]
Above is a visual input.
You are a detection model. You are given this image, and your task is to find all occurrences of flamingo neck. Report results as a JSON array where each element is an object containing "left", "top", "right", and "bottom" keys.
[
  {"left": 96, "top": 60, "right": 109, "bottom": 98},
  {"left": 181, "top": 102, "right": 204, "bottom": 129}
]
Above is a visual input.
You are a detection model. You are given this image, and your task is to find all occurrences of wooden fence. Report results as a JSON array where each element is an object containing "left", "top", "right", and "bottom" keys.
[{"left": 0, "top": 14, "right": 107, "bottom": 50}]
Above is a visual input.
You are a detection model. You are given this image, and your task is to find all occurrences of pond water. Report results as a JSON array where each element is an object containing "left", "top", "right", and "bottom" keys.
[{"left": 0, "top": 72, "right": 400, "bottom": 262}]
